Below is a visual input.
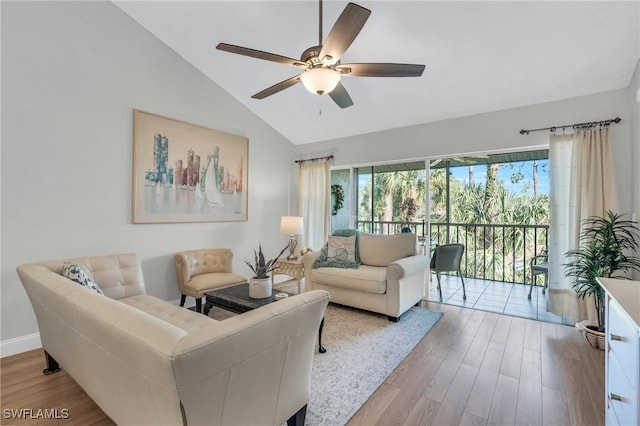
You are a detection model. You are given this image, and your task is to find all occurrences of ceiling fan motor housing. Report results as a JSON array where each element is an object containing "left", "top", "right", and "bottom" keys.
[{"left": 301, "top": 45, "right": 323, "bottom": 65}]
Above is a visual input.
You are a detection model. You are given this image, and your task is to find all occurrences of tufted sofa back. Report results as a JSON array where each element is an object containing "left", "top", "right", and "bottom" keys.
[{"left": 35, "top": 253, "right": 145, "bottom": 300}]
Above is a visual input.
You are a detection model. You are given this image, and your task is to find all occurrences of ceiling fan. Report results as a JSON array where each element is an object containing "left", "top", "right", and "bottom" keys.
[{"left": 216, "top": 0, "right": 425, "bottom": 109}]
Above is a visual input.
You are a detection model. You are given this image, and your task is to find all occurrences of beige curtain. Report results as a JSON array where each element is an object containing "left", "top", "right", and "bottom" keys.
[
  {"left": 297, "top": 159, "right": 330, "bottom": 250},
  {"left": 547, "top": 127, "right": 618, "bottom": 324}
]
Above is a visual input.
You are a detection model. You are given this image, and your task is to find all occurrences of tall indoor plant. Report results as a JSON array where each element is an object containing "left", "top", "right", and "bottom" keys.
[
  {"left": 564, "top": 211, "right": 640, "bottom": 347},
  {"left": 244, "top": 243, "right": 288, "bottom": 299}
]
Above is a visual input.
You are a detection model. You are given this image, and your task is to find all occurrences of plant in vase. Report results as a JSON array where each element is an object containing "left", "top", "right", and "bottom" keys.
[
  {"left": 244, "top": 243, "right": 289, "bottom": 299},
  {"left": 564, "top": 211, "right": 640, "bottom": 348}
]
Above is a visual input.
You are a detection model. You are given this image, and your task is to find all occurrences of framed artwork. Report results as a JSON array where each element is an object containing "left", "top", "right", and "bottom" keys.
[{"left": 132, "top": 110, "right": 248, "bottom": 223}]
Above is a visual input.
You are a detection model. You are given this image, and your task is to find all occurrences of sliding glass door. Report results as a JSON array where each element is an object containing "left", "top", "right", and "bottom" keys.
[{"left": 429, "top": 150, "right": 550, "bottom": 284}]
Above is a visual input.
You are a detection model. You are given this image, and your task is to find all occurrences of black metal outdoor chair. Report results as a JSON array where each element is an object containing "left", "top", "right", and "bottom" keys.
[{"left": 431, "top": 243, "right": 466, "bottom": 300}]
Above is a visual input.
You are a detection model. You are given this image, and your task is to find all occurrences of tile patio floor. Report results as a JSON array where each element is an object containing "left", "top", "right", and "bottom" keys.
[{"left": 425, "top": 274, "right": 574, "bottom": 326}]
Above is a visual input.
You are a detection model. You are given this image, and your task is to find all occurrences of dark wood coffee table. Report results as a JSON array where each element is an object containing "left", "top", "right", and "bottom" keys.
[{"left": 204, "top": 283, "right": 326, "bottom": 353}]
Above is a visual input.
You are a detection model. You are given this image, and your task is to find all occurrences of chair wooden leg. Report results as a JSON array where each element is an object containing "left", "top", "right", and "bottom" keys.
[
  {"left": 195, "top": 298, "right": 202, "bottom": 314},
  {"left": 179, "top": 294, "right": 186, "bottom": 307},
  {"left": 436, "top": 272, "right": 443, "bottom": 300},
  {"left": 459, "top": 270, "right": 466, "bottom": 300}
]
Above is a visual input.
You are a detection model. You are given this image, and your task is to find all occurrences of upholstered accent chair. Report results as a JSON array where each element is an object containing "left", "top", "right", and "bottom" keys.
[
  {"left": 175, "top": 248, "right": 246, "bottom": 313},
  {"left": 302, "top": 232, "right": 427, "bottom": 321}
]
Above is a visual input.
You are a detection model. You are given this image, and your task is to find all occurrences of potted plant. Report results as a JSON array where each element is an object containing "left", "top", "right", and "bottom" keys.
[
  {"left": 564, "top": 211, "right": 640, "bottom": 349},
  {"left": 244, "top": 243, "right": 289, "bottom": 299}
]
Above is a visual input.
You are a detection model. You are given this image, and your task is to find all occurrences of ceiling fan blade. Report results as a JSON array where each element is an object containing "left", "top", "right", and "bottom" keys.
[
  {"left": 251, "top": 75, "right": 301, "bottom": 99},
  {"left": 216, "top": 43, "right": 308, "bottom": 68},
  {"left": 328, "top": 82, "right": 354, "bottom": 109},
  {"left": 319, "top": 3, "right": 371, "bottom": 64},
  {"left": 338, "top": 63, "right": 425, "bottom": 77}
]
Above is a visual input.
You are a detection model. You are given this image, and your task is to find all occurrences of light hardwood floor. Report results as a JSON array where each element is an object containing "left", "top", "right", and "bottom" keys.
[
  {"left": 348, "top": 302, "right": 605, "bottom": 426},
  {"left": 1, "top": 302, "right": 604, "bottom": 426}
]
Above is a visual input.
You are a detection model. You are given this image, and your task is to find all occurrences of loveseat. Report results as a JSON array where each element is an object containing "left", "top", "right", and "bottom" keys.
[
  {"left": 17, "top": 253, "right": 329, "bottom": 426},
  {"left": 302, "top": 232, "right": 427, "bottom": 321}
]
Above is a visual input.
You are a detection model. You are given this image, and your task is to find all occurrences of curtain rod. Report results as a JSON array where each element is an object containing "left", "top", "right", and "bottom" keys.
[
  {"left": 519, "top": 117, "right": 621, "bottom": 135},
  {"left": 294, "top": 155, "right": 334, "bottom": 164}
]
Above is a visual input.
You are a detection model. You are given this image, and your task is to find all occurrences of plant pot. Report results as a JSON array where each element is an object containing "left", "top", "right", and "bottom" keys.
[
  {"left": 249, "top": 277, "right": 272, "bottom": 299},
  {"left": 584, "top": 325, "right": 606, "bottom": 350}
]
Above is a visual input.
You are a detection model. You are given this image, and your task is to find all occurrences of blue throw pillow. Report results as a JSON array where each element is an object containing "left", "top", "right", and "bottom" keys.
[{"left": 61, "top": 262, "right": 104, "bottom": 295}]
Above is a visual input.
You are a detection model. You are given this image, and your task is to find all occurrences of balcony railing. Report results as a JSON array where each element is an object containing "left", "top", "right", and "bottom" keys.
[
  {"left": 356, "top": 219, "right": 428, "bottom": 237},
  {"left": 355, "top": 220, "right": 549, "bottom": 285}
]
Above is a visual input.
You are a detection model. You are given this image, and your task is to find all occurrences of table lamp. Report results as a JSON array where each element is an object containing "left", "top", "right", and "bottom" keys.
[{"left": 280, "top": 216, "right": 304, "bottom": 260}]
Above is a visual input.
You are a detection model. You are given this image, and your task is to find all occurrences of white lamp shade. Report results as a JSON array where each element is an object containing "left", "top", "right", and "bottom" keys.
[
  {"left": 280, "top": 216, "right": 304, "bottom": 235},
  {"left": 300, "top": 68, "right": 340, "bottom": 95}
]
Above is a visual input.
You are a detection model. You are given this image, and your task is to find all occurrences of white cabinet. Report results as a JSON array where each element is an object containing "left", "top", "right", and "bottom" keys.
[{"left": 598, "top": 278, "right": 640, "bottom": 426}]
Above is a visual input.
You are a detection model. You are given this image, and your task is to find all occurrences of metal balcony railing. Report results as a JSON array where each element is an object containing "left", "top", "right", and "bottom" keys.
[{"left": 355, "top": 220, "right": 549, "bottom": 285}]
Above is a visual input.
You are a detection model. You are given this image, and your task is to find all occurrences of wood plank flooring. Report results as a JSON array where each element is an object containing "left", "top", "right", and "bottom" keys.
[
  {"left": 348, "top": 302, "right": 605, "bottom": 426},
  {"left": 1, "top": 302, "right": 604, "bottom": 425}
]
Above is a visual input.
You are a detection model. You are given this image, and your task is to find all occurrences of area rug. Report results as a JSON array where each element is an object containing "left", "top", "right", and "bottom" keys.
[{"left": 307, "top": 304, "right": 443, "bottom": 425}]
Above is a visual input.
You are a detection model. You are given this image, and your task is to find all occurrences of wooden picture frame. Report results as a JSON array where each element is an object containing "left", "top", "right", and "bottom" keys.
[{"left": 132, "top": 110, "right": 248, "bottom": 223}]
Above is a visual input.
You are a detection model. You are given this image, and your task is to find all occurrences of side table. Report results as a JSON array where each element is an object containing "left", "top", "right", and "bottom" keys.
[{"left": 273, "top": 259, "right": 304, "bottom": 294}]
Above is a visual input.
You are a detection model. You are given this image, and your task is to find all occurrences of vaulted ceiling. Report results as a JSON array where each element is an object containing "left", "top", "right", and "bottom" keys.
[{"left": 114, "top": 1, "right": 639, "bottom": 145}]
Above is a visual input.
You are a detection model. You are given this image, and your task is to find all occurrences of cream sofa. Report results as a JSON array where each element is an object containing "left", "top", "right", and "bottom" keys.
[
  {"left": 302, "top": 233, "right": 427, "bottom": 321},
  {"left": 17, "top": 253, "right": 329, "bottom": 426}
]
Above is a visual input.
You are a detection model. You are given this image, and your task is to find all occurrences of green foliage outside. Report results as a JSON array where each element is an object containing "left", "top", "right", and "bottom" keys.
[
  {"left": 357, "top": 159, "right": 550, "bottom": 284},
  {"left": 358, "top": 170, "right": 426, "bottom": 228}
]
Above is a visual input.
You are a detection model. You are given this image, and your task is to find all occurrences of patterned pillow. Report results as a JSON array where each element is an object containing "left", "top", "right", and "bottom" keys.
[
  {"left": 326, "top": 235, "right": 356, "bottom": 263},
  {"left": 332, "top": 229, "right": 361, "bottom": 264},
  {"left": 61, "top": 262, "right": 104, "bottom": 295},
  {"left": 313, "top": 235, "right": 359, "bottom": 269}
]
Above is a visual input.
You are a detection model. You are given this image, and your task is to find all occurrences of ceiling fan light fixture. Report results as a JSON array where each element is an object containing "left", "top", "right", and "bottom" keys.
[{"left": 300, "top": 68, "right": 340, "bottom": 95}]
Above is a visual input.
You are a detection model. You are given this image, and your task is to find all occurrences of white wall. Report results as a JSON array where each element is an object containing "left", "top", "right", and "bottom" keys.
[
  {"left": 628, "top": 61, "right": 640, "bottom": 221},
  {"left": 627, "top": 60, "right": 640, "bottom": 279},
  {"left": 295, "top": 89, "right": 634, "bottom": 214},
  {"left": 1, "top": 2, "right": 295, "bottom": 342}
]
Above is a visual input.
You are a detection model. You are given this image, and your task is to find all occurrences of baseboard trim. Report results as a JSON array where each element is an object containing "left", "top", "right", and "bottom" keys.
[{"left": 1, "top": 332, "right": 42, "bottom": 358}]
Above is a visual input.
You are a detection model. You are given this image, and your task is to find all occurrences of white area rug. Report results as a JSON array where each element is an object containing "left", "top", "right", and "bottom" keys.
[{"left": 307, "top": 304, "right": 443, "bottom": 425}]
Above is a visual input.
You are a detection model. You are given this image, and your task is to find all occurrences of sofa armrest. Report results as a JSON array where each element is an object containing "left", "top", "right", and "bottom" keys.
[
  {"left": 302, "top": 251, "right": 322, "bottom": 287},
  {"left": 387, "top": 255, "right": 429, "bottom": 281},
  {"left": 172, "top": 290, "right": 329, "bottom": 425},
  {"left": 385, "top": 255, "right": 428, "bottom": 318}
]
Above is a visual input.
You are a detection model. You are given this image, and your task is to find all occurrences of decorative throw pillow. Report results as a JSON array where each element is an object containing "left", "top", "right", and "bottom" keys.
[
  {"left": 332, "top": 229, "right": 361, "bottom": 264},
  {"left": 313, "top": 234, "right": 359, "bottom": 269},
  {"left": 61, "top": 262, "right": 104, "bottom": 295},
  {"left": 326, "top": 235, "right": 356, "bottom": 263}
]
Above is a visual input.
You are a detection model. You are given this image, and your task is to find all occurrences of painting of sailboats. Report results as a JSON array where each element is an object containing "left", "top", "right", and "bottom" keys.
[
  {"left": 133, "top": 110, "right": 248, "bottom": 223},
  {"left": 203, "top": 155, "right": 223, "bottom": 206}
]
